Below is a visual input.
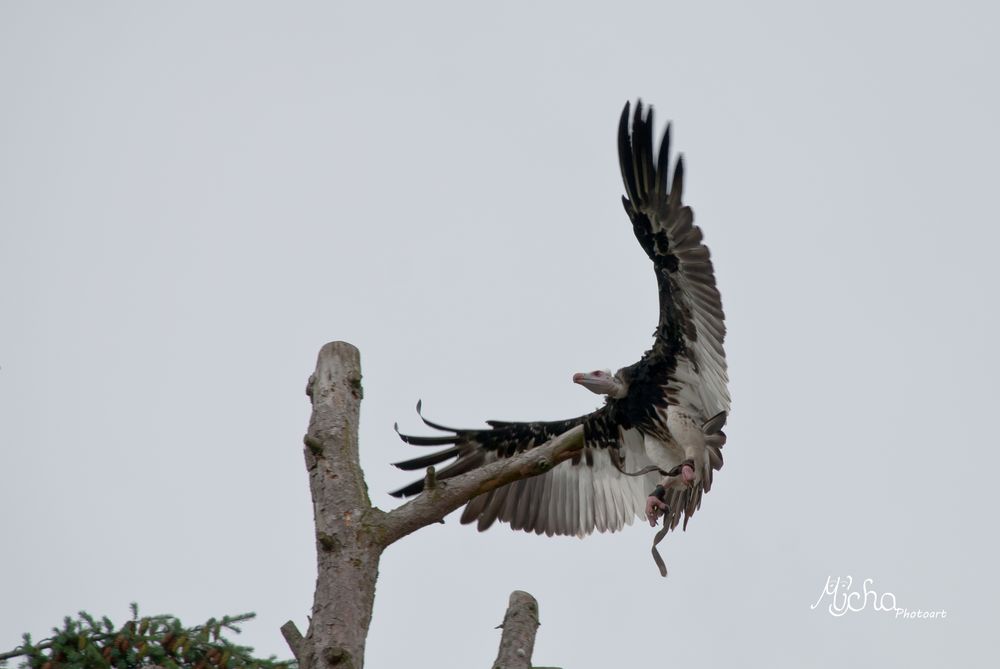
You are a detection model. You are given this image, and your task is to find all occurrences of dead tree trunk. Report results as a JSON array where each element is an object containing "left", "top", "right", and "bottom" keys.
[
  {"left": 492, "top": 591, "right": 541, "bottom": 669},
  {"left": 283, "top": 342, "right": 583, "bottom": 669},
  {"left": 296, "top": 342, "right": 379, "bottom": 669}
]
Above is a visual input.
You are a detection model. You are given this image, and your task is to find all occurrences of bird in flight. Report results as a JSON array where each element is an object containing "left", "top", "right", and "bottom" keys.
[{"left": 391, "top": 101, "right": 729, "bottom": 572}]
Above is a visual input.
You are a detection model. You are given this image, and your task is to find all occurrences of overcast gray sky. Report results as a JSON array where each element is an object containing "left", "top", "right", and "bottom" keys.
[{"left": 2, "top": 1, "right": 998, "bottom": 667}]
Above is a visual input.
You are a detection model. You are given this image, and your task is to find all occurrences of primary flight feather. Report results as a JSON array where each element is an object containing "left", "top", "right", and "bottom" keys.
[{"left": 391, "top": 101, "right": 730, "bottom": 565}]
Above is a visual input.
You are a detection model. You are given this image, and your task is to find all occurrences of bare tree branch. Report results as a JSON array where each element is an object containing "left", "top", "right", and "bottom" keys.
[
  {"left": 291, "top": 341, "right": 582, "bottom": 669},
  {"left": 381, "top": 425, "right": 584, "bottom": 544},
  {"left": 280, "top": 621, "right": 305, "bottom": 669},
  {"left": 492, "top": 591, "right": 541, "bottom": 669}
]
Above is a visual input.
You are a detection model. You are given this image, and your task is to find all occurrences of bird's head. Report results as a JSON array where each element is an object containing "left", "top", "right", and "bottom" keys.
[{"left": 572, "top": 369, "right": 626, "bottom": 398}]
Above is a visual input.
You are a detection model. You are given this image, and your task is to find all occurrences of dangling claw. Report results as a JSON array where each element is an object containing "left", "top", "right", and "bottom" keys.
[{"left": 646, "top": 484, "right": 668, "bottom": 526}]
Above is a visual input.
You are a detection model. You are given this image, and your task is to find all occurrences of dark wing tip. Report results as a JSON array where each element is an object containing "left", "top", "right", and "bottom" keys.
[
  {"left": 414, "top": 399, "right": 463, "bottom": 432},
  {"left": 389, "top": 480, "right": 424, "bottom": 498},
  {"left": 631, "top": 101, "right": 646, "bottom": 203},
  {"left": 669, "top": 154, "right": 685, "bottom": 206},
  {"left": 622, "top": 99, "right": 677, "bottom": 210},
  {"left": 656, "top": 122, "right": 672, "bottom": 196},
  {"left": 392, "top": 444, "right": 461, "bottom": 470},
  {"left": 638, "top": 104, "right": 655, "bottom": 198},
  {"left": 618, "top": 102, "right": 637, "bottom": 203}
]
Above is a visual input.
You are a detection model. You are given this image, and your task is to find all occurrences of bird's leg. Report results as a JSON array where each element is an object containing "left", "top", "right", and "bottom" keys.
[
  {"left": 666, "top": 459, "right": 697, "bottom": 487},
  {"left": 646, "top": 460, "right": 698, "bottom": 526},
  {"left": 647, "top": 460, "right": 698, "bottom": 526},
  {"left": 645, "top": 484, "right": 668, "bottom": 527}
]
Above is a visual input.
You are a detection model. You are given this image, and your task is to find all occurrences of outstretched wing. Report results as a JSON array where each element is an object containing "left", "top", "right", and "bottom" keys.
[
  {"left": 390, "top": 102, "right": 729, "bottom": 540},
  {"left": 618, "top": 100, "right": 730, "bottom": 424},
  {"left": 391, "top": 403, "right": 661, "bottom": 537}
]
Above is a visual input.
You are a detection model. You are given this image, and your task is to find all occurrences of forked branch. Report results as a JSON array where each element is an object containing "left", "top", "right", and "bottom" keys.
[{"left": 287, "top": 341, "right": 579, "bottom": 669}]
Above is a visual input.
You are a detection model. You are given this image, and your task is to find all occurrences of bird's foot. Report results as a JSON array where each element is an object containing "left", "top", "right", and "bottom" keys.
[
  {"left": 666, "top": 460, "right": 697, "bottom": 488},
  {"left": 646, "top": 485, "right": 668, "bottom": 526},
  {"left": 682, "top": 463, "right": 695, "bottom": 486}
]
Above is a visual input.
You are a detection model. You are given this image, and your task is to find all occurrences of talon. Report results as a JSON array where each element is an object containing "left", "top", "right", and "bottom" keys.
[{"left": 645, "top": 495, "right": 668, "bottom": 526}]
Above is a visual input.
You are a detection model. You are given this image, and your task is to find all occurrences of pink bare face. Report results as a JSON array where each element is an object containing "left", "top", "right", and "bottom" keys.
[{"left": 572, "top": 369, "right": 619, "bottom": 396}]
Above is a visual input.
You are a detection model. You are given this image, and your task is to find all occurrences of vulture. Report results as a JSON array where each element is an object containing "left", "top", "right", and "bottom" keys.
[{"left": 391, "top": 101, "right": 730, "bottom": 572}]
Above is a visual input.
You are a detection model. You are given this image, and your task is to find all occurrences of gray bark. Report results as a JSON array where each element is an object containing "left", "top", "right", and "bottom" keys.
[
  {"left": 285, "top": 341, "right": 583, "bottom": 669},
  {"left": 492, "top": 591, "right": 541, "bottom": 669},
  {"left": 298, "top": 341, "right": 379, "bottom": 669}
]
